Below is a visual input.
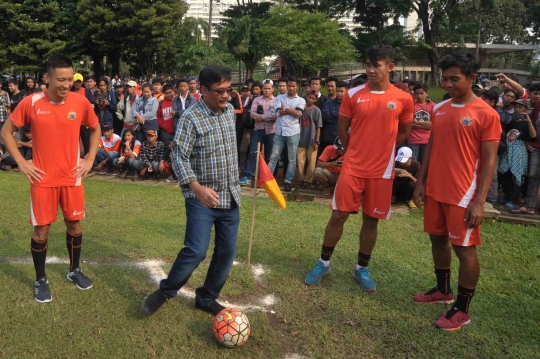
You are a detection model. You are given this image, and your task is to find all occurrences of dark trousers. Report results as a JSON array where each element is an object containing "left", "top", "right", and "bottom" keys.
[
  {"left": 500, "top": 171, "right": 522, "bottom": 204},
  {"left": 159, "top": 198, "right": 240, "bottom": 305},
  {"left": 244, "top": 130, "right": 274, "bottom": 177},
  {"left": 80, "top": 126, "right": 91, "bottom": 157},
  {"left": 392, "top": 179, "right": 416, "bottom": 202}
]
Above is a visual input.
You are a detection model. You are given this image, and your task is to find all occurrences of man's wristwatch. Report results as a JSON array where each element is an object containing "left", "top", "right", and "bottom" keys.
[{"left": 282, "top": 107, "right": 287, "bottom": 112}]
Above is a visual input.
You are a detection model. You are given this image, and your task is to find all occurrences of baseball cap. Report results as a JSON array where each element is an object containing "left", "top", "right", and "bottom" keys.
[
  {"left": 101, "top": 123, "right": 113, "bottom": 131},
  {"left": 513, "top": 98, "right": 531, "bottom": 109},
  {"left": 334, "top": 137, "right": 343, "bottom": 151},
  {"left": 74, "top": 73, "right": 84, "bottom": 82},
  {"left": 146, "top": 129, "right": 157, "bottom": 137},
  {"left": 113, "top": 81, "right": 124, "bottom": 88},
  {"left": 127, "top": 80, "right": 137, "bottom": 87},
  {"left": 395, "top": 147, "right": 413, "bottom": 163},
  {"left": 262, "top": 78, "right": 273, "bottom": 85},
  {"left": 472, "top": 83, "right": 483, "bottom": 90},
  {"left": 188, "top": 76, "right": 198, "bottom": 82}
]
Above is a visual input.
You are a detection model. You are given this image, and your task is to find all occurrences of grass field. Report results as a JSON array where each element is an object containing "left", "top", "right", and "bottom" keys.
[{"left": 0, "top": 172, "right": 539, "bottom": 359}]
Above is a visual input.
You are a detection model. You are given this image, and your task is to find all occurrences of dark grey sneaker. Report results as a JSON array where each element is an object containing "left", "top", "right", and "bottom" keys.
[
  {"left": 66, "top": 268, "right": 93, "bottom": 290},
  {"left": 141, "top": 290, "right": 168, "bottom": 316},
  {"left": 195, "top": 300, "right": 225, "bottom": 315},
  {"left": 34, "top": 277, "right": 52, "bottom": 303}
]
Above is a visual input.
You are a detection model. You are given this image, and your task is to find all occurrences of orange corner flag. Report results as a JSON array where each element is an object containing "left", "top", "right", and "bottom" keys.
[{"left": 257, "top": 154, "right": 286, "bottom": 209}]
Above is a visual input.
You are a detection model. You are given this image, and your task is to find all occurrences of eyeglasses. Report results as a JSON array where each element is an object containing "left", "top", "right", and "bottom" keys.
[{"left": 207, "top": 87, "right": 233, "bottom": 95}]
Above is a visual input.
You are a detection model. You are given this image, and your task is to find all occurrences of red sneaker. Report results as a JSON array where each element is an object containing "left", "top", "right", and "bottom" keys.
[
  {"left": 435, "top": 307, "right": 471, "bottom": 331},
  {"left": 413, "top": 287, "right": 454, "bottom": 304}
]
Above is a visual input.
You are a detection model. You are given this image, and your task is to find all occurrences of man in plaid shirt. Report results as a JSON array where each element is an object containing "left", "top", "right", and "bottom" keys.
[
  {"left": 0, "top": 91, "right": 10, "bottom": 131},
  {"left": 136, "top": 129, "right": 164, "bottom": 180},
  {"left": 141, "top": 65, "right": 241, "bottom": 317}
]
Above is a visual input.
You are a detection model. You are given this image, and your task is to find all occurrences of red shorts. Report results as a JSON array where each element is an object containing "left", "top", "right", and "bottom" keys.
[
  {"left": 424, "top": 196, "right": 481, "bottom": 246},
  {"left": 30, "top": 186, "right": 85, "bottom": 226},
  {"left": 331, "top": 173, "right": 393, "bottom": 219}
]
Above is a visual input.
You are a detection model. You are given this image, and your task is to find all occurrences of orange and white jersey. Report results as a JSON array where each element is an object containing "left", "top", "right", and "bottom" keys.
[
  {"left": 426, "top": 98, "right": 501, "bottom": 207},
  {"left": 339, "top": 83, "right": 414, "bottom": 179},
  {"left": 123, "top": 140, "right": 141, "bottom": 158},
  {"left": 9, "top": 91, "right": 98, "bottom": 187},
  {"left": 99, "top": 134, "right": 122, "bottom": 153}
]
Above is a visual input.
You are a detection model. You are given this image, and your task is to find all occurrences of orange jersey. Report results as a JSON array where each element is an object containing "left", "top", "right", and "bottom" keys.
[
  {"left": 339, "top": 83, "right": 414, "bottom": 179},
  {"left": 122, "top": 140, "right": 141, "bottom": 157},
  {"left": 99, "top": 133, "right": 122, "bottom": 153},
  {"left": 9, "top": 91, "right": 98, "bottom": 187},
  {"left": 426, "top": 98, "right": 501, "bottom": 207}
]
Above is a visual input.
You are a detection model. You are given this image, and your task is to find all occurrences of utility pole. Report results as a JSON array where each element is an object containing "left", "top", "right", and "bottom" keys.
[{"left": 208, "top": 0, "right": 213, "bottom": 47}]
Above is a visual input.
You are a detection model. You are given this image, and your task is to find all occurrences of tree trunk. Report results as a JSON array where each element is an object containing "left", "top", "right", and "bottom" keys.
[
  {"left": 92, "top": 53, "right": 104, "bottom": 79},
  {"left": 108, "top": 51, "right": 121, "bottom": 77}
]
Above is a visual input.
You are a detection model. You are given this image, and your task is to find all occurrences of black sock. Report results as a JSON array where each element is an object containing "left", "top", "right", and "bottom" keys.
[
  {"left": 31, "top": 237, "right": 47, "bottom": 280},
  {"left": 320, "top": 245, "right": 335, "bottom": 261},
  {"left": 435, "top": 268, "right": 451, "bottom": 295},
  {"left": 455, "top": 285, "right": 475, "bottom": 313},
  {"left": 357, "top": 252, "right": 371, "bottom": 267},
  {"left": 66, "top": 232, "right": 82, "bottom": 272}
]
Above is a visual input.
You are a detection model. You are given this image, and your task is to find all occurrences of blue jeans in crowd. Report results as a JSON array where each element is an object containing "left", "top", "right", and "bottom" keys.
[
  {"left": 267, "top": 133, "right": 300, "bottom": 184},
  {"left": 94, "top": 149, "right": 119, "bottom": 167},
  {"left": 159, "top": 198, "right": 240, "bottom": 305},
  {"left": 159, "top": 130, "right": 175, "bottom": 149},
  {"left": 244, "top": 130, "right": 275, "bottom": 178},
  {"left": 113, "top": 157, "right": 142, "bottom": 172}
]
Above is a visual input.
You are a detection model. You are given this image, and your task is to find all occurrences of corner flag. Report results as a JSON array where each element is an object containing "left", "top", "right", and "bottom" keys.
[{"left": 256, "top": 154, "right": 286, "bottom": 209}]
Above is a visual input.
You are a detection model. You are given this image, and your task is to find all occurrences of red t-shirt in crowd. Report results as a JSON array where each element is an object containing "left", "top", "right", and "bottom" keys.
[
  {"left": 408, "top": 101, "right": 436, "bottom": 145},
  {"left": 426, "top": 98, "right": 501, "bottom": 207},
  {"left": 9, "top": 91, "right": 99, "bottom": 187},
  {"left": 318, "top": 146, "right": 343, "bottom": 174},
  {"left": 339, "top": 83, "right": 414, "bottom": 179},
  {"left": 157, "top": 98, "right": 175, "bottom": 134}
]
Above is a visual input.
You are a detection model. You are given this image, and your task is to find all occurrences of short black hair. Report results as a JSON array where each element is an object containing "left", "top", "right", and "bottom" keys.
[
  {"left": 439, "top": 51, "right": 480, "bottom": 77},
  {"left": 178, "top": 77, "right": 189, "bottom": 85},
  {"left": 277, "top": 77, "right": 288, "bottom": 84},
  {"left": 366, "top": 45, "right": 395, "bottom": 65},
  {"left": 349, "top": 77, "right": 366, "bottom": 88},
  {"left": 152, "top": 78, "right": 163, "bottom": 85},
  {"left": 472, "top": 88, "right": 484, "bottom": 97},
  {"left": 408, "top": 81, "right": 418, "bottom": 88},
  {"left": 23, "top": 124, "right": 31, "bottom": 133},
  {"left": 503, "top": 88, "right": 520, "bottom": 98},
  {"left": 199, "top": 65, "right": 232, "bottom": 89},
  {"left": 310, "top": 77, "right": 322, "bottom": 85},
  {"left": 86, "top": 76, "right": 95, "bottom": 82},
  {"left": 529, "top": 83, "right": 540, "bottom": 93},
  {"left": 141, "top": 82, "right": 152, "bottom": 91},
  {"left": 287, "top": 76, "right": 300, "bottom": 85},
  {"left": 244, "top": 78, "right": 254, "bottom": 85},
  {"left": 413, "top": 83, "right": 429, "bottom": 92},
  {"left": 97, "top": 77, "right": 108, "bottom": 86},
  {"left": 162, "top": 84, "right": 173, "bottom": 92},
  {"left": 251, "top": 81, "right": 262, "bottom": 90},
  {"left": 481, "top": 89, "right": 499, "bottom": 104},
  {"left": 336, "top": 80, "right": 347, "bottom": 88},
  {"left": 402, "top": 79, "right": 410, "bottom": 84},
  {"left": 326, "top": 76, "right": 339, "bottom": 86},
  {"left": 45, "top": 55, "right": 74, "bottom": 75},
  {"left": 8, "top": 79, "right": 19, "bottom": 86}
]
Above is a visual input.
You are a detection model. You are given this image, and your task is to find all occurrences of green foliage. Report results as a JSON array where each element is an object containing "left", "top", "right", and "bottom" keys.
[
  {"left": 0, "top": 0, "right": 77, "bottom": 73},
  {"left": 260, "top": 5, "right": 355, "bottom": 75}
]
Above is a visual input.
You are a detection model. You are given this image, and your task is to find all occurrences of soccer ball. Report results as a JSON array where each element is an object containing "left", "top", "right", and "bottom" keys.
[{"left": 213, "top": 308, "right": 251, "bottom": 348}]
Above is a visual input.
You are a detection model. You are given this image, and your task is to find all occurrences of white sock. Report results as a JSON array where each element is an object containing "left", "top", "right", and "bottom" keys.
[
  {"left": 355, "top": 264, "right": 365, "bottom": 270},
  {"left": 319, "top": 258, "right": 330, "bottom": 267}
]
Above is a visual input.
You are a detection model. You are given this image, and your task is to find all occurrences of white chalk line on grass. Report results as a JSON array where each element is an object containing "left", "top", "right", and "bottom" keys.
[{"left": 1, "top": 256, "right": 276, "bottom": 313}]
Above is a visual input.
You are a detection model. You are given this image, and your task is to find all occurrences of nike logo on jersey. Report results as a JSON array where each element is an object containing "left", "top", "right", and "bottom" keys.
[
  {"left": 36, "top": 109, "right": 51, "bottom": 115},
  {"left": 72, "top": 211, "right": 84, "bottom": 216}
]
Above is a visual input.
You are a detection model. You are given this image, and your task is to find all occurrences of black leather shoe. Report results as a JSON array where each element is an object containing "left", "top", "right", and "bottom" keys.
[{"left": 195, "top": 300, "right": 225, "bottom": 315}]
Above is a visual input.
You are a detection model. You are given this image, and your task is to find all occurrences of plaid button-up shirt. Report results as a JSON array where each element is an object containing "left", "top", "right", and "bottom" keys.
[
  {"left": 140, "top": 140, "right": 165, "bottom": 167},
  {"left": 172, "top": 99, "right": 241, "bottom": 209},
  {"left": 0, "top": 93, "right": 10, "bottom": 123}
]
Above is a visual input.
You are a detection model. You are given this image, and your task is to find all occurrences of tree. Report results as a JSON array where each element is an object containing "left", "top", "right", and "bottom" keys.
[
  {"left": 0, "top": 0, "right": 77, "bottom": 74},
  {"left": 260, "top": 5, "right": 355, "bottom": 77}
]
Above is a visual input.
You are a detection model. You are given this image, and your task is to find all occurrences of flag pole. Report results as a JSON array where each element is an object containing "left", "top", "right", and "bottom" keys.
[{"left": 247, "top": 142, "right": 261, "bottom": 265}]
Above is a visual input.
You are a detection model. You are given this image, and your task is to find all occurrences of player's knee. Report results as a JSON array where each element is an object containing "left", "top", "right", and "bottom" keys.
[
  {"left": 329, "top": 211, "right": 349, "bottom": 225},
  {"left": 64, "top": 219, "right": 81, "bottom": 235},
  {"left": 430, "top": 235, "right": 449, "bottom": 247},
  {"left": 32, "top": 226, "right": 50, "bottom": 243}
]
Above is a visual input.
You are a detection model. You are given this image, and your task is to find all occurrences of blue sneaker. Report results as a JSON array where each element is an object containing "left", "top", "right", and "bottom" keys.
[
  {"left": 305, "top": 261, "right": 331, "bottom": 286},
  {"left": 353, "top": 267, "right": 376, "bottom": 292},
  {"left": 505, "top": 202, "right": 519, "bottom": 210},
  {"left": 239, "top": 176, "right": 251, "bottom": 186}
]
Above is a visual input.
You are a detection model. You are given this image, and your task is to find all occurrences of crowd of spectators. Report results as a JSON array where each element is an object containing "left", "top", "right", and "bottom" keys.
[{"left": 1, "top": 69, "right": 539, "bottom": 214}]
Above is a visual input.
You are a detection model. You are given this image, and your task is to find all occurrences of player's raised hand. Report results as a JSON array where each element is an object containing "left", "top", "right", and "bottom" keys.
[
  {"left": 465, "top": 199, "right": 484, "bottom": 228},
  {"left": 412, "top": 182, "right": 425, "bottom": 208},
  {"left": 194, "top": 186, "right": 220, "bottom": 208},
  {"left": 72, "top": 157, "right": 94, "bottom": 179},
  {"left": 18, "top": 160, "right": 45, "bottom": 184}
]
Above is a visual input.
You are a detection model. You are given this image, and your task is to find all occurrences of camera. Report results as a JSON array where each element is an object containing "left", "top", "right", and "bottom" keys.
[{"left": 256, "top": 104, "right": 264, "bottom": 115}]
